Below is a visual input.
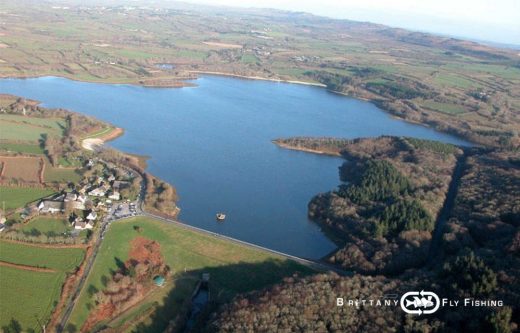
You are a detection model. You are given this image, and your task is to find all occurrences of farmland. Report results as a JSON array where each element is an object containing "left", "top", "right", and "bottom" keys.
[
  {"left": 0, "top": 241, "right": 85, "bottom": 331},
  {"left": 0, "top": 142, "right": 44, "bottom": 155},
  {"left": 0, "top": 186, "right": 54, "bottom": 211},
  {"left": 0, "top": 114, "right": 65, "bottom": 142},
  {"left": 0, "top": 241, "right": 85, "bottom": 271},
  {"left": 0, "top": 156, "right": 43, "bottom": 184},
  {"left": 44, "top": 166, "right": 82, "bottom": 184},
  {"left": 0, "top": 0, "right": 518, "bottom": 148},
  {"left": 67, "top": 217, "right": 313, "bottom": 332}
]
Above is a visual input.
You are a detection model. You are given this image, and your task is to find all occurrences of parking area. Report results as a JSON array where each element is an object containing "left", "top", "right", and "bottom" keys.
[{"left": 106, "top": 201, "right": 139, "bottom": 221}]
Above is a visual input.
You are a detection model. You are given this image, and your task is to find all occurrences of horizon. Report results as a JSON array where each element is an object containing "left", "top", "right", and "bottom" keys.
[{"left": 179, "top": 0, "right": 520, "bottom": 47}]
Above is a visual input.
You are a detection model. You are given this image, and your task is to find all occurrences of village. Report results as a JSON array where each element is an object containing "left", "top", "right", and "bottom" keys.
[
  {"left": 38, "top": 158, "right": 141, "bottom": 231},
  {"left": 0, "top": 157, "right": 142, "bottom": 239}
]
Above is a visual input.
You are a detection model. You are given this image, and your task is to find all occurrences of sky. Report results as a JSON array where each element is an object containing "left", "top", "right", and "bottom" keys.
[{"left": 181, "top": 0, "right": 520, "bottom": 46}]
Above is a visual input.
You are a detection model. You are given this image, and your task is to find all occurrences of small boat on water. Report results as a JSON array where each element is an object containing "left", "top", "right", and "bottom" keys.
[{"left": 216, "top": 213, "right": 226, "bottom": 221}]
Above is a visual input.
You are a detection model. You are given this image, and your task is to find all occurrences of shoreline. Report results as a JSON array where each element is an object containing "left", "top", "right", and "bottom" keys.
[
  {"left": 0, "top": 72, "right": 477, "bottom": 147},
  {"left": 273, "top": 142, "right": 342, "bottom": 157},
  {"left": 0, "top": 73, "right": 196, "bottom": 89},
  {"left": 81, "top": 127, "right": 124, "bottom": 151},
  {"left": 188, "top": 70, "right": 327, "bottom": 87}
]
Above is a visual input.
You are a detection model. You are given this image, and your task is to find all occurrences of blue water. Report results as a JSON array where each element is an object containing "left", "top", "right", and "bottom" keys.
[{"left": 0, "top": 76, "right": 470, "bottom": 258}]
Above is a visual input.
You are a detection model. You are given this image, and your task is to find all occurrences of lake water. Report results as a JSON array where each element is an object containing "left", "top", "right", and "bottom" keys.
[{"left": 0, "top": 76, "right": 470, "bottom": 259}]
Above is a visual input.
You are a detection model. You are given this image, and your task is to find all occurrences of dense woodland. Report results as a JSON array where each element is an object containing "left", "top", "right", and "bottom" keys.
[{"left": 205, "top": 137, "right": 520, "bottom": 332}]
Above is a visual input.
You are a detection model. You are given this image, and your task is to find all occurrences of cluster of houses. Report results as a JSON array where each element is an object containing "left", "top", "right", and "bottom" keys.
[{"left": 37, "top": 160, "right": 133, "bottom": 231}]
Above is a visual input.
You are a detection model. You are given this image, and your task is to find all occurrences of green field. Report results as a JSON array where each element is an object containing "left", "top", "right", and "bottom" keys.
[
  {"left": 44, "top": 166, "right": 82, "bottom": 183},
  {"left": 0, "top": 186, "right": 55, "bottom": 211},
  {"left": 421, "top": 100, "right": 466, "bottom": 115},
  {"left": 21, "top": 217, "right": 72, "bottom": 236},
  {"left": 0, "top": 265, "right": 66, "bottom": 332},
  {"left": 0, "top": 114, "right": 65, "bottom": 142},
  {"left": 0, "top": 142, "right": 45, "bottom": 154},
  {"left": 0, "top": 241, "right": 85, "bottom": 271},
  {"left": 67, "top": 217, "right": 313, "bottom": 332},
  {"left": 0, "top": 241, "right": 85, "bottom": 331}
]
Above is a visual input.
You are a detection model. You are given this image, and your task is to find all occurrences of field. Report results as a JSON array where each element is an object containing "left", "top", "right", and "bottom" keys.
[
  {"left": 0, "top": 186, "right": 55, "bottom": 211},
  {"left": 44, "top": 166, "right": 82, "bottom": 183},
  {"left": 0, "top": 241, "right": 85, "bottom": 270},
  {"left": 0, "top": 114, "right": 65, "bottom": 142},
  {"left": 21, "top": 217, "right": 72, "bottom": 236},
  {"left": 421, "top": 100, "right": 467, "bottom": 115},
  {"left": 67, "top": 217, "right": 313, "bottom": 332},
  {"left": 0, "top": 156, "right": 43, "bottom": 183},
  {"left": 0, "top": 241, "right": 85, "bottom": 331},
  {"left": 0, "top": 142, "right": 45, "bottom": 155}
]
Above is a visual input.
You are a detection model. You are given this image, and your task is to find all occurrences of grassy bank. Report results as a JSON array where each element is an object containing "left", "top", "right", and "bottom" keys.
[{"left": 67, "top": 217, "right": 314, "bottom": 332}]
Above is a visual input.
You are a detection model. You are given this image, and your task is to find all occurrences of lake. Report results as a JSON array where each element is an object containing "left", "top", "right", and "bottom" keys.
[{"left": 0, "top": 76, "right": 470, "bottom": 259}]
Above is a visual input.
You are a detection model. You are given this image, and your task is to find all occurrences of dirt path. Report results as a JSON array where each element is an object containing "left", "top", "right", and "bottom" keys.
[{"left": 0, "top": 260, "right": 56, "bottom": 273}]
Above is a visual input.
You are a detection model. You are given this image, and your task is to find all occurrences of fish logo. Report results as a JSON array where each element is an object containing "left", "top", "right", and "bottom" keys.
[{"left": 400, "top": 290, "right": 440, "bottom": 315}]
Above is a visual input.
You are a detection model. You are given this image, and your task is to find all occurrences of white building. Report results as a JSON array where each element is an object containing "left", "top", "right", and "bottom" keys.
[{"left": 38, "top": 200, "right": 65, "bottom": 214}]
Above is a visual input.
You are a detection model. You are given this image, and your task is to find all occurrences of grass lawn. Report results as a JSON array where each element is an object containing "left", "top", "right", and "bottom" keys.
[
  {"left": 44, "top": 166, "right": 82, "bottom": 183},
  {"left": 0, "top": 186, "right": 55, "bottom": 211},
  {"left": 67, "top": 217, "right": 313, "bottom": 332},
  {"left": 21, "top": 217, "right": 72, "bottom": 236},
  {"left": 0, "top": 142, "right": 45, "bottom": 155},
  {"left": 0, "top": 241, "right": 85, "bottom": 331}
]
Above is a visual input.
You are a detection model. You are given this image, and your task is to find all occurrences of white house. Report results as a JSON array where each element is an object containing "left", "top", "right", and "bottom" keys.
[
  {"left": 88, "top": 187, "right": 106, "bottom": 197},
  {"left": 74, "top": 218, "right": 93, "bottom": 230},
  {"left": 108, "top": 192, "right": 121, "bottom": 201},
  {"left": 38, "top": 200, "right": 65, "bottom": 214},
  {"left": 86, "top": 211, "right": 97, "bottom": 221}
]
